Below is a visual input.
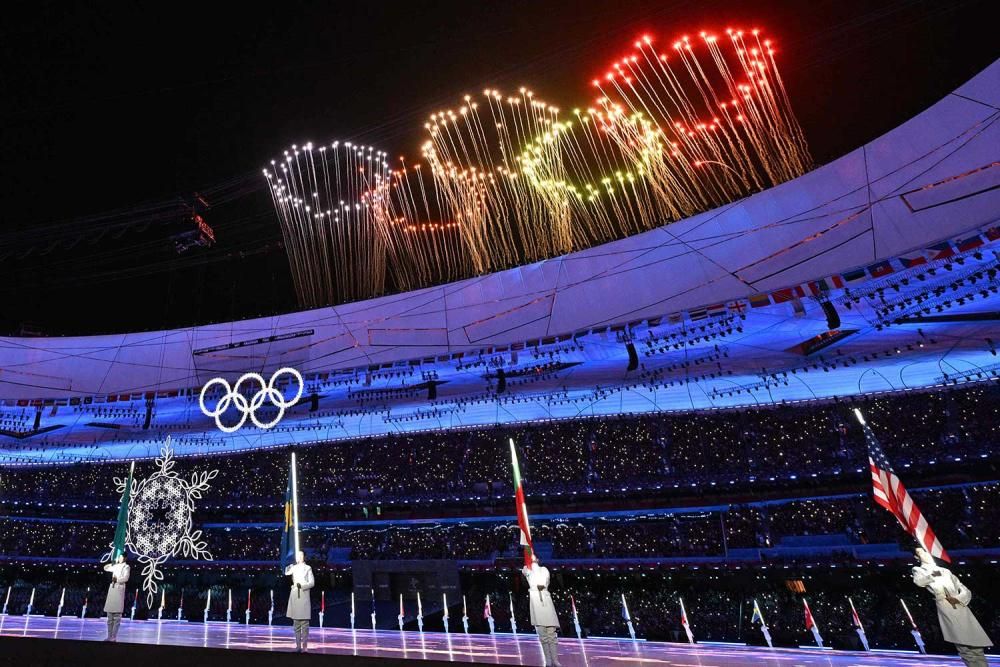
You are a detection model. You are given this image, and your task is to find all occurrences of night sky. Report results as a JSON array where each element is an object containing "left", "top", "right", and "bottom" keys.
[{"left": 0, "top": 0, "right": 995, "bottom": 335}]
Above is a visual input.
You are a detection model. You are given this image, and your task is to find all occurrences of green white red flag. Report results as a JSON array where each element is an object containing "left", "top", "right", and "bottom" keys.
[{"left": 509, "top": 438, "right": 534, "bottom": 567}]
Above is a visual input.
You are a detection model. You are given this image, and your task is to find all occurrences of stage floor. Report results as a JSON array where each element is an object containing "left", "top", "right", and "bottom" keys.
[{"left": 0, "top": 614, "right": 992, "bottom": 666}]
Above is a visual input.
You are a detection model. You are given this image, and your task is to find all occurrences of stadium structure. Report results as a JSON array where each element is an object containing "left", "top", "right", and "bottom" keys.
[
  {"left": 0, "top": 62, "right": 997, "bottom": 464},
  {"left": 1, "top": 53, "right": 998, "bottom": 667}
]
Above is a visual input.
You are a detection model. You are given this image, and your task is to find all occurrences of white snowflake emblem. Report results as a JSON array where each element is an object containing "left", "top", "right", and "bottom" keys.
[{"left": 102, "top": 436, "right": 218, "bottom": 607}]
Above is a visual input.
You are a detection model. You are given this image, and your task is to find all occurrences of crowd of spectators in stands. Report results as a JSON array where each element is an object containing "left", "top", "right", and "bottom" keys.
[
  {"left": 3, "top": 384, "right": 1000, "bottom": 657},
  {"left": 3, "top": 386, "right": 1000, "bottom": 513},
  {"left": 3, "top": 482, "right": 998, "bottom": 562}
]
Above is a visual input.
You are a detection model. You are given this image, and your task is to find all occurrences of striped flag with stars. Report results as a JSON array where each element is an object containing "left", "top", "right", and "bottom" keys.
[{"left": 853, "top": 409, "right": 950, "bottom": 562}]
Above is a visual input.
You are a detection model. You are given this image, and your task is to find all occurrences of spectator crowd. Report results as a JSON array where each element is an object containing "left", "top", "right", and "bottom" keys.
[
  {"left": 2, "top": 385, "right": 999, "bottom": 512},
  {"left": 3, "top": 482, "right": 998, "bottom": 562}
]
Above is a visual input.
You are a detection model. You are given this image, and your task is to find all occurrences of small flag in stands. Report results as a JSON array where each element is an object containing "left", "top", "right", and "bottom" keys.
[
  {"left": 484, "top": 594, "right": 495, "bottom": 634},
  {"left": 848, "top": 597, "right": 870, "bottom": 651},
  {"left": 750, "top": 599, "right": 764, "bottom": 625},
  {"left": 803, "top": 598, "right": 824, "bottom": 647},
  {"left": 750, "top": 599, "right": 773, "bottom": 648},
  {"left": 679, "top": 597, "right": 694, "bottom": 644}
]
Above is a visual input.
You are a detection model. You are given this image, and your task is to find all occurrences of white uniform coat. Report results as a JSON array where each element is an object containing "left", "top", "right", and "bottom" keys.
[
  {"left": 912, "top": 564, "right": 992, "bottom": 647},
  {"left": 103, "top": 562, "right": 130, "bottom": 613},
  {"left": 523, "top": 564, "right": 560, "bottom": 628},
  {"left": 284, "top": 562, "right": 314, "bottom": 620}
]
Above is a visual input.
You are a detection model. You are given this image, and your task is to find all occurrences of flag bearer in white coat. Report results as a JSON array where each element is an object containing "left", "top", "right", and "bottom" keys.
[
  {"left": 523, "top": 554, "right": 561, "bottom": 667},
  {"left": 285, "top": 550, "right": 314, "bottom": 653},
  {"left": 103, "top": 554, "right": 130, "bottom": 641},
  {"left": 911, "top": 547, "right": 993, "bottom": 667}
]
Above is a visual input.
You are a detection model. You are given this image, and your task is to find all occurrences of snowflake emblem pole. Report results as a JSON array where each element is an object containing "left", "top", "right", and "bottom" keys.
[{"left": 102, "top": 436, "right": 218, "bottom": 607}]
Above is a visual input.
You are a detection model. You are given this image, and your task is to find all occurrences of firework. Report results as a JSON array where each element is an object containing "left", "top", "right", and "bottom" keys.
[
  {"left": 264, "top": 142, "right": 389, "bottom": 307},
  {"left": 594, "top": 29, "right": 811, "bottom": 203},
  {"left": 421, "top": 88, "right": 576, "bottom": 272},
  {"left": 264, "top": 26, "right": 812, "bottom": 307},
  {"left": 373, "top": 159, "right": 471, "bottom": 290}
]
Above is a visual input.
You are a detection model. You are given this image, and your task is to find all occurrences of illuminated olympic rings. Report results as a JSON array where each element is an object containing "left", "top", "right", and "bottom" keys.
[{"left": 198, "top": 367, "right": 304, "bottom": 433}]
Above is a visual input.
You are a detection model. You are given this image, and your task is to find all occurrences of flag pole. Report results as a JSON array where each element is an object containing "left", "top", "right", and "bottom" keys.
[
  {"left": 848, "top": 597, "right": 869, "bottom": 651},
  {"left": 622, "top": 594, "right": 636, "bottom": 641},
  {"left": 509, "top": 592, "right": 518, "bottom": 634},
  {"left": 291, "top": 451, "right": 300, "bottom": 555},
  {"left": 571, "top": 595, "right": 582, "bottom": 639},
  {"left": 900, "top": 598, "right": 927, "bottom": 653}
]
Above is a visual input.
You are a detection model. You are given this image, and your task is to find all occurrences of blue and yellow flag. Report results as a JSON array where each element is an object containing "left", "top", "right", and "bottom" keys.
[
  {"left": 751, "top": 599, "right": 765, "bottom": 625},
  {"left": 279, "top": 467, "right": 296, "bottom": 572}
]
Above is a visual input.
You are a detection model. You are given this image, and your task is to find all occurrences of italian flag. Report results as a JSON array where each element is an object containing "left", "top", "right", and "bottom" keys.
[{"left": 510, "top": 438, "right": 534, "bottom": 566}]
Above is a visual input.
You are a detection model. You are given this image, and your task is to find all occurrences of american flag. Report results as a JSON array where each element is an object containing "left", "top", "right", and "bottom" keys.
[{"left": 853, "top": 409, "right": 950, "bottom": 562}]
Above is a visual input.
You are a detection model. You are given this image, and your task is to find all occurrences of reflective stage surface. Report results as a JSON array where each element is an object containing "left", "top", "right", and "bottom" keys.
[{"left": 1, "top": 615, "right": 994, "bottom": 666}]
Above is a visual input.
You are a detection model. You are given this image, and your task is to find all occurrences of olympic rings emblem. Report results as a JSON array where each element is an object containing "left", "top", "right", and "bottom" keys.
[{"left": 199, "top": 367, "right": 304, "bottom": 433}]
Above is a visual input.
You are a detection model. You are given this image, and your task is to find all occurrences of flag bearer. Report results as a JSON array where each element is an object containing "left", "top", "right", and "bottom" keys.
[
  {"left": 523, "top": 554, "right": 561, "bottom": 667},
  {"left": 103, "top": 554, "right": 130, "bottom": 641},
  {"left": 285, "top": 550, "right": 314, "bottom": 653},
  {"left": 912, "top": 547, "right": 992, "bottom": 667}
]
